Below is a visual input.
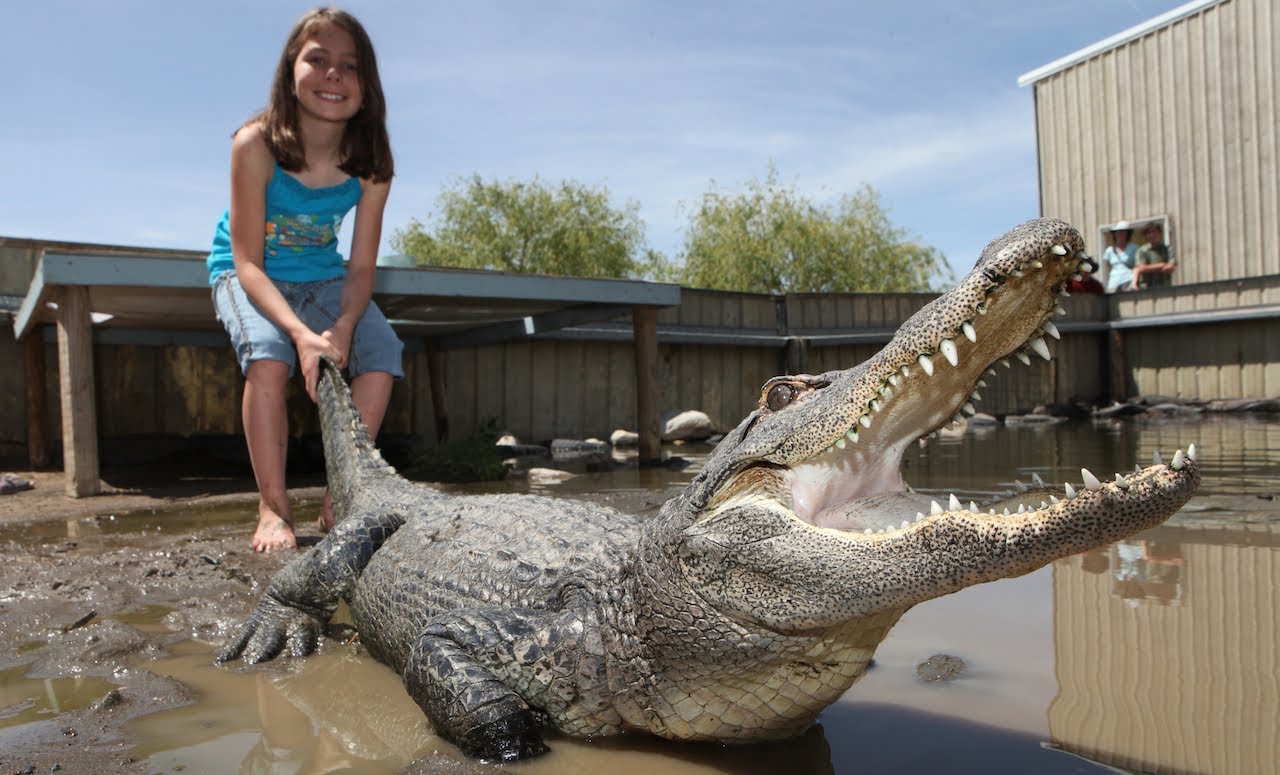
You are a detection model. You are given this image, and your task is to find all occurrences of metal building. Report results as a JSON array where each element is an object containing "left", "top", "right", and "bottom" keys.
[{"left": 1019, "top": 0, "right": 1278, "bottom": 286}]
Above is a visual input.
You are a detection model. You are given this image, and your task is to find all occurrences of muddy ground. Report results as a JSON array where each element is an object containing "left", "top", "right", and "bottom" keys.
[{"left": 0, "top": 465, "right": 669, "bottom": 775}]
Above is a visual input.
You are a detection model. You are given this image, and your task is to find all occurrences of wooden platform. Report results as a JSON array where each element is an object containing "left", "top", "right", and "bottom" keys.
[{"left": 12, "top": 251, "right": 679, "bottom": 496}]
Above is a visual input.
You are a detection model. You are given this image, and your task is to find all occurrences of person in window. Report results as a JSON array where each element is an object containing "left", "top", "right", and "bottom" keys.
[
  {"left": 1130, "top": 222, "right": 1176, "bottom": 290},
  {"left": 1103, "top": 220, "right": 1139, "bottom": 293}
]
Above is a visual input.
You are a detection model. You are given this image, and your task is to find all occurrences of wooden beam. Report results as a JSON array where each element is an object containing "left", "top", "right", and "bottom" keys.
[
  {"left": 55, "top": 287, "right": 100, "bottom": 496},
  {"left": 426, "top": 339, "right": 449, "bottom": 443},
  {"left": 23, "top": 330, "right": 50, "bottom": 468},
  {"left": 633, "top": 305, "right": 661, "bottom": 463}
]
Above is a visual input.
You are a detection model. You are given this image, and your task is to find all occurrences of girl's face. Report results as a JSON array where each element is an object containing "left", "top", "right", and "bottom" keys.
[{"left": 292, "top": 23, "right": 363, "bottom": 125}]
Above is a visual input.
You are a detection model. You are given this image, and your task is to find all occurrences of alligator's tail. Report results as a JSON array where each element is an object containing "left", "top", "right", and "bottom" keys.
[{"left": 317, "top": 357, "right": 399, "bottom": 521}]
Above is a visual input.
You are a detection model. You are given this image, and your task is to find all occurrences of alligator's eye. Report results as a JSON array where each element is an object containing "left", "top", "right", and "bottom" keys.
[{"left": 765, "top": 382, "right": 801, "bottom": 412}]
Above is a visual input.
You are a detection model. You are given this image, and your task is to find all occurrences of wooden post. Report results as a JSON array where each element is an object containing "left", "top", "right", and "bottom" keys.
[
  {"left": 55, "top": 287, "right": 100, "bottom": 496},
  {"left": 1108, "top": 329, "right": 1128, "bottom": 402},
  {"left": 23, "top": 330, "right": 50, "bottom": 468},
  {"left": 633, "top": 305, "right": 661, "bottom": 464},
  {"left": 426, "top": 338, "right": 449, "bottom": 443}
]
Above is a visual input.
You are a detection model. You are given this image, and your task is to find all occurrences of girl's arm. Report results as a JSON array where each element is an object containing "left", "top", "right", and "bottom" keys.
[
  {"left": 324, "top": 178, "right": 392, "bottom": 367},
  {"left": 228, "top": 124, "right": 340, "bottom": 400}
]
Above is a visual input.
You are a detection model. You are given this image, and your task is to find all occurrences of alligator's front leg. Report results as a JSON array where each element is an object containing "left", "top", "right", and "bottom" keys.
[
  {"left": 403, "top": 607, "right": 593, "bottom": 762},
  {"left": 218, "top": 511, "right": 403, "bottom": 664}
]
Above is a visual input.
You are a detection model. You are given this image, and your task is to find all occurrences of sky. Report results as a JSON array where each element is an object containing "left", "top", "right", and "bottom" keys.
[{"left": 4, "top": 0, "right": 1188, "bottom": 283}]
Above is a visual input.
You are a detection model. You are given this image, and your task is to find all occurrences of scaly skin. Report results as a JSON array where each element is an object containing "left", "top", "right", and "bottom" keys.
[{"left": 218, "top": 218, "right": 1200, "bottom": 762}]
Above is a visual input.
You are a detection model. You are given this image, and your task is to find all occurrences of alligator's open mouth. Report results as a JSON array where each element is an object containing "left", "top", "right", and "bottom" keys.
[{"left": 697, "top": 219, "right": 1198, "bottom": 541}]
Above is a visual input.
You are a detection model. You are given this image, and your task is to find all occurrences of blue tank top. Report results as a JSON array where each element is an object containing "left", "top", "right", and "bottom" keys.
[{"left": 207, "top": 164, "right": 363, "bottom": 284}]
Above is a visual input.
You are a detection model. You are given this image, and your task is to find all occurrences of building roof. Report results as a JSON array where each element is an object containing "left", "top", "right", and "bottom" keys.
[{"left": 1017, "top": 0, "right": 1224, "bottom": 87}]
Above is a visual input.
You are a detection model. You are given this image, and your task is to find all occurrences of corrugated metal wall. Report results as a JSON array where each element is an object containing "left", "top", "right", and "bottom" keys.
[{"left": 1032, "top": 0, "right": 1278, "bottom": 284}]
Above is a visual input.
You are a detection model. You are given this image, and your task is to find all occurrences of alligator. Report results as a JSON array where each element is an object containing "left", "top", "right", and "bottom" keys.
[{"left": 218, "top": 217, "right": 1200, "bottom": 762}]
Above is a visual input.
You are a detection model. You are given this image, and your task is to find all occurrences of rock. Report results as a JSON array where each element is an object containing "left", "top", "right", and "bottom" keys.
[
  {"left": 662, "top": 410, "right": 715, "bottom": 442},
  {"left": 1093, "top": 402, "right": 1146, "bottom": 419},
  {"left": 1004, "top": 413, "right": 1066, "bottom": 426},
  {"left": 916, "top": 653, "right": 966, "bottom": 682},
  {"left": 610, "top": 429, "right": 640, "bottom": 447},
  {"left": 526, "top": 468, "right": 575, "bottom": 485},
  {"left": 549, "top": 439, "right": 610, "bottom": 460},
  {"left": 495, "top": 433, "right": 520, "bottom": 447}
]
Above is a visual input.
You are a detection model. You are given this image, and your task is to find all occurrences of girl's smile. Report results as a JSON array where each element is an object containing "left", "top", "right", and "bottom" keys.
[{"left": 293, "top": 23, "right": 362, "bottom": 123}]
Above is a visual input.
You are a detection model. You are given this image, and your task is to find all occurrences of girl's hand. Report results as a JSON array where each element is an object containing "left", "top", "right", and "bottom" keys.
[
  {"left": 323, "top": 320, "right": 355, "bottom": 371},
  {"left": 296, "top": 329, "right": 342, "bottom": 402}
]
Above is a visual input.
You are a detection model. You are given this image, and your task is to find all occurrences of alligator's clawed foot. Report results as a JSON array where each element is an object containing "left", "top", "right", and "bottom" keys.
[
  {"left": 215, "top": 595, "right": 325, "bottom": 664},
  {"left": 457, "top": 706, "right": 550, "bottom": 762}
]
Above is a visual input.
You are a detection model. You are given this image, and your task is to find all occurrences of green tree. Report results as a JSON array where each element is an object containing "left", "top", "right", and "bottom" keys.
[
  {"left": 393, "top": 175, "right": 654, "bottom": 279},
  {"left": 679, "top": 168, "right": 950, "bottom": 293}
]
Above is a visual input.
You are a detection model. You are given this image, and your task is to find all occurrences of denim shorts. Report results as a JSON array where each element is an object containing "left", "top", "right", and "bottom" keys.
[{"left": 212, "top": 271, "right": 404, "bottom": 379}]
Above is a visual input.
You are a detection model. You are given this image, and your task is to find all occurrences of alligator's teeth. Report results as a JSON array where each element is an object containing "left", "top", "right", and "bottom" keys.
[
  {"left": 1030, "top": 336, "right": 1052, "bottom": 361},
  {"left": 1018, "top": 504, "right": 1027, "bottom": 513},
  {"left": 1064, "top": 482, "right": 1077, "bottom": 498},
  {"left": 836, "top": 438, "right": 847, "bottom": 450},
  {"left": 1012, "top": 269, "right": 1024, "bottom": 278},
  {"left": 1049, "top": 495, "right": 1060, "bottom": 504},
  {"left": 940, "top": 339, "right": 959, "bottom": 367},
  {"left": 870, "top": 399, "right": 881, "bottom": 412},
  {"left": 949, "top": 494, "right": 962, "bottom": 511},
  {"left": 1051, "top": 244, "right": 1068, "bottom": 255},
  {"left": 969, "top": 501, "right": 979, "bottom": 512},
  {"left": 1032, "top": 472, "right": 1045, "bottom": 486},
  {"left": 1171, "top": 449, "right": 1186, "bottom": 470},
  {"left": 916, "top": 513, "right": 925, "bottom": 521},
  {"left": 976, "top": 302, "right": 988, "bottom": 315},
  {"left": 1043, "top": 321, "right": 1061, "bottom": 339},
  {"left": 918, "top": 354, "right": 935, "bottom": 376},
  {"left": 1115, "top": 473, "right": 1130, "bottom": 489},
  {"left": 1060, "top": 289, "right": 1071, "bottom": 298},
  {"left": 1003, "top": 508, "right": 1011, "bottom": 516},
  {"left": 1153, "top": 450, "right": 1163, "bottom": 465},
  {"left": 1033, "top": 260, "right": 1046, "bottom": 270},
  {"left": 847, "top": 429, "right": 859, "bottom": 442},
  {"left": 1081, "top": 468, "right": 1102, "bottom": 491},
  {"left": 962, "top": 402, "right": 976, "bottom": 415},
  {"left": 1040, "top": 501, "right": 1049, "bottom": 509},
  {"left": 1001, "top": 358, "right": 1012, "bottom": 368},
  {"left": 865, "top": 528, "right": 874, "bottom": 534},
  {"left": 1014, "top": 479, "right": 1027, "bottom": 491},
  {"left": 952, "top": 413, "right": 965, "bottom": 425},
  {"left": 978, "top": 378, "right": 988, "bottom": 388},
  {"left": 901, "top": 365, "right": 911, "bottom": 377},
  {"left": 930, "top": 500, "right": 944, "bottom": 515},
  {"left": 1188, "top": 443, "right": 1197, "bottom": 462},
  {"left": 1072, "top": 273, "right": 1083, "bottom": 281},
  {"left": 986, "top": 368, "right": 997, "bottom": 377},
  {"left": 971, "top": 390, "right": 982, "bottom": 402},
  {"left": 1016, "top": 351, "right": 1032, "bottom": 366},
  {"left": 888, "top": 374, "right": 900, "bottom": 387},
  {"left": 1056, "top": 305, "right": 1067, "bottom": 316},
  {"left": 901, "top": 520, "right": 910, "bottom": 529},
  {"left": 989, "top": 509, "right": 996, "bottom": 515},
  {"left": 962, "top": 321, "right": 977, "bottom": 342},
  {"left": 860, "top": 415, "right": 872, "bottom": 428}
]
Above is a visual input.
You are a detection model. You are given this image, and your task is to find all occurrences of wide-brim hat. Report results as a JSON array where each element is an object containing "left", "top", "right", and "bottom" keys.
[{"left": 1110, "top": 220, "right": 1133, "bottom": 232}]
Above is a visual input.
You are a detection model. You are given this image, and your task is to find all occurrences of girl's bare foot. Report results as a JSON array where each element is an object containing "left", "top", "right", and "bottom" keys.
[
  {"left": 317, "top": 489, "right": 336, "bottom": 534},
  {"left": 253, "top": 509, "right": 297, "bottom": 553}
]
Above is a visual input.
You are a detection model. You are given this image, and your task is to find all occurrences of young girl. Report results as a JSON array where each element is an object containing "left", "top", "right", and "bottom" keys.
[{"left": 207, "top": 8, "right": 403, "bottom": 553}]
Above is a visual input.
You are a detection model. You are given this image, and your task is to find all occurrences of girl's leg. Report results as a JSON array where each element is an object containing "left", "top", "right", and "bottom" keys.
[
  {"left": 317, "top": 369, "right": 394, "bottom": 531},
  {"left": 243, "top": 359, "right": 297, "bottom": 552}
]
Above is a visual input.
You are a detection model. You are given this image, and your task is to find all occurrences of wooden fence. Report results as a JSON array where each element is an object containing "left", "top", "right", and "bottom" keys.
[{"left": 5, "top": 265, "right": 1280, "bottom": 466}]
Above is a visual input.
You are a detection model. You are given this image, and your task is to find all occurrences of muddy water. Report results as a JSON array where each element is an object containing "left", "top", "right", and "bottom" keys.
[{"left": 4, "top": 415, "right": 1279, "bottom": 774}]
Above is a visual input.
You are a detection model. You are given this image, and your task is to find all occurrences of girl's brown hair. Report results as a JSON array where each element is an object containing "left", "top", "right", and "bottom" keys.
[{"left": 253, "top": 7, "right": 394, "bottom": 182}]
